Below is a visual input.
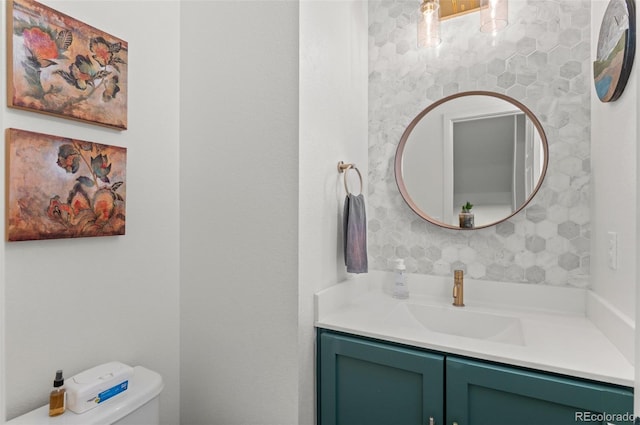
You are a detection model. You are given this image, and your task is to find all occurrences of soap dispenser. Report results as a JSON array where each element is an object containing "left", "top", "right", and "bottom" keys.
[{"left": 392, "top": 259, "right": 409, "bottom": 299}]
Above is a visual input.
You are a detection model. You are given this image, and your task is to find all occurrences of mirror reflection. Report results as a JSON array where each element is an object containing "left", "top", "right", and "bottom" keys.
[{"left": 395, "top": 91, "right": 548, "bottom": 229}]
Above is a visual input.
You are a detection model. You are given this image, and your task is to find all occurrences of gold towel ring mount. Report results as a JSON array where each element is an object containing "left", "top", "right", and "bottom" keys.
[{"left": 337, "top": 161, "right": 363, "bottom": 196}]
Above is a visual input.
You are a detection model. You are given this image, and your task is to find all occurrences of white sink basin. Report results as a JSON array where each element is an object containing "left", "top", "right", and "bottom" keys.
[{"left": 402, "top": 303, "right": 525, "bottom": 345}]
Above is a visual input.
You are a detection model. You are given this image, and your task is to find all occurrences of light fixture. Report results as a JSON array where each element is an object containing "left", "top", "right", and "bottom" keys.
[
  {"left": 417, "top": 0, "right": 508, "bottom": 48},
  {"left": 440, "top": 0, "right": 482, "bottom": 19},
  {"left": 417, "top": 0, "right": 441, "bottom": 48},
  {"left": 480, "top": 0, "right": 508, "bottom": 34}
]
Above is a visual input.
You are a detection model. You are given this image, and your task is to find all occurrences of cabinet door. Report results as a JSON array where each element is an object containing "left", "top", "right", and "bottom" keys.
[
  {"left": 318, "top": 331, "right": 444, "bottom": 425},
  {"left": 446, "top": 357, "right": 634, "bottom": 425}
]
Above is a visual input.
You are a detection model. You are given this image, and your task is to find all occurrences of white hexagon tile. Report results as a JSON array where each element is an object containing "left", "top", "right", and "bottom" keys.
[{"left": 368, "top": 0, "right": 591, "bottom": 287}]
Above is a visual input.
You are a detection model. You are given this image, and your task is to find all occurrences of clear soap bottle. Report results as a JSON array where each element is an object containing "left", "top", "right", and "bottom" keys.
[
  {"left": 392, "top": 258, "right": 409, "bottom": 299},
  {"left": 49, "top": 370, "right": 65, "bottom": 417}
]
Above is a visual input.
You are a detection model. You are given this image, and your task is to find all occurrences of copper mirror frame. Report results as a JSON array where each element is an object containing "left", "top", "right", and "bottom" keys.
[{"left": 394, "top": 91, "right": 549, "bottom": 230}]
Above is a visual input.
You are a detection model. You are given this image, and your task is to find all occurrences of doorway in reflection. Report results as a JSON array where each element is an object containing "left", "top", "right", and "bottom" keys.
[{"left": 448, "top": 111, "right": 543, "bottom": 226}]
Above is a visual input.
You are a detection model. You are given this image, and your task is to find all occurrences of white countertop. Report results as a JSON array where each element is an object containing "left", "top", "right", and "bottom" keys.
[{"left": 315, "top": 271, "right": 634, "bottom": 387}]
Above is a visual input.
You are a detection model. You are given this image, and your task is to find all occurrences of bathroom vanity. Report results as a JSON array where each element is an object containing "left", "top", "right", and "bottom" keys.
[
  {"left": 318, "top": 330, "right": 632, "bottom": 425},
  {"left": 315, "top": 272, "right": 634, "bottom": 425}
]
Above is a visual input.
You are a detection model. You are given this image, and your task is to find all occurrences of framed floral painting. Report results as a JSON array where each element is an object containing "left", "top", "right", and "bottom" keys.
[
  {"left": 7, "top": 0, "right": 128, "bottom": 129},
  {"left": 6, "top": 128, "right": 127, "bottom": 241}
]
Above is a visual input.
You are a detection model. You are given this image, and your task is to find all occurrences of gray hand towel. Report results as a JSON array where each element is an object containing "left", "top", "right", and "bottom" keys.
[{"left": 343, "top": 193, "right": 368, "bottom": 273}]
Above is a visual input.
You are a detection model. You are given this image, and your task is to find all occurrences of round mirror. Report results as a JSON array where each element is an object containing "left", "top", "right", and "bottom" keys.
[{"left": 395, "top": 91, "right": 549, "bottom": 230}]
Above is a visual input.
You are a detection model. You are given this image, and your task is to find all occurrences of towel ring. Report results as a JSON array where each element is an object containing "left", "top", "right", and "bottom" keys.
[{"left": 337, "top": 161, "right": 363, "bottom": 195}]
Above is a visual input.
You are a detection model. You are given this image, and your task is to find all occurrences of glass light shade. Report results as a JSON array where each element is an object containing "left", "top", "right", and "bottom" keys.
[
  {"left": 480, "top": 0, "right": 508, "bottom": 33},
  {"left": 418, "top": 0, "right": 441, "bottom": 48}
]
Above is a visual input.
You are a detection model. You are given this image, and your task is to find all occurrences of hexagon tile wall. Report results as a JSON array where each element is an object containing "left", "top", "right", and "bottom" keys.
[{"left": 368, "top": 0, "right": 591, "bottom": 286}]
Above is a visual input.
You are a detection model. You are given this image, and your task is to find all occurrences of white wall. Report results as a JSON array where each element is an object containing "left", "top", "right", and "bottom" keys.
[
  {"left": 299, "top": 1, "right": 368, "bottom": 423},
  {"left": 590, "top": 0, "right": 638, "bottom": 411},
  {"left": 636, "top": 6, "right": 640, "bottom": 415},
  {"left": 0, "top": 1, "right": 7, "bottom": 423},
  {"left": 2, "top": 2, "right": 367, "bottom": 424},
  {"left": 636, "top": 9, "right": 640, "bottom": 415},
  {"left": 1, "top": 1, "right": 181, "bottom": 423},
  {"left": 0, "top": 0, "right": 5, "bottom": 418},
  {"left": 590, "top": 0, "right": 636, "bottom": 321},
  {"left": 179, "top": 1, "right": 300, "bottom": 424}
]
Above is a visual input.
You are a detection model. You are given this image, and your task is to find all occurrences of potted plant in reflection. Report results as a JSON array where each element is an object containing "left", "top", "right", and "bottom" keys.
[{"left": 459, "top": 201, "right": 474, "bottom": 229}]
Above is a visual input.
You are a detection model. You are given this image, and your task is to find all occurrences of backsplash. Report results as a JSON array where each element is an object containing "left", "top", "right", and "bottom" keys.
[{"left": 368, "top": 0, "right": 591, "bottom": 286}]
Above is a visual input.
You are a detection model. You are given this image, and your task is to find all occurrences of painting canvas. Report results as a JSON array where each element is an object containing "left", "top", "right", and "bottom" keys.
[
  {"left": 593, "top": 0, "right": 635, "bottom": 102},
  {"left": 6, "top": 128, "right": 127, "bottom": 241},
  {"left": 7, "top": 0, "right": 128, "bottom": 129}
]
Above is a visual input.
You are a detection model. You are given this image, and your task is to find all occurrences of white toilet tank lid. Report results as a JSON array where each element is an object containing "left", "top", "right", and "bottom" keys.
[{"left": 6, "top": 365, "right": 164, "bottom": 425}]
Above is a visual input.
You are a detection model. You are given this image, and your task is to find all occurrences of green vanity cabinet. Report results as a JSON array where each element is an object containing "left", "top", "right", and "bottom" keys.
[
  {"left": 446, "top": 357, "right": 634, "bottom": 425},
  {"left": 317, "top": 329, "right": 634, "bottom": 425},
  {"left": 318, "top": 330, "right": 445, "bottom": 425}
]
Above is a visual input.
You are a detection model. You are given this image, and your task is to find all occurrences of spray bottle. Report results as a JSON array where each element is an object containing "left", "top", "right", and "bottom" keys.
[{"left": 49, "top": 370, "right": 66, "bottom": 417}]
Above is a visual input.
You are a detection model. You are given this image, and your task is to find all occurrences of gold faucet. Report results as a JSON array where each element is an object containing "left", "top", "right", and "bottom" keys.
[{"left": 453, "top": 270, "right": 465, "bottom": 307}]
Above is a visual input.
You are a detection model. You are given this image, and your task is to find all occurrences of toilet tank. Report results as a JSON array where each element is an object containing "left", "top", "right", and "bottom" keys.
[{"left": 6, "top": 365, "right": 164, "bottom": 425}]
